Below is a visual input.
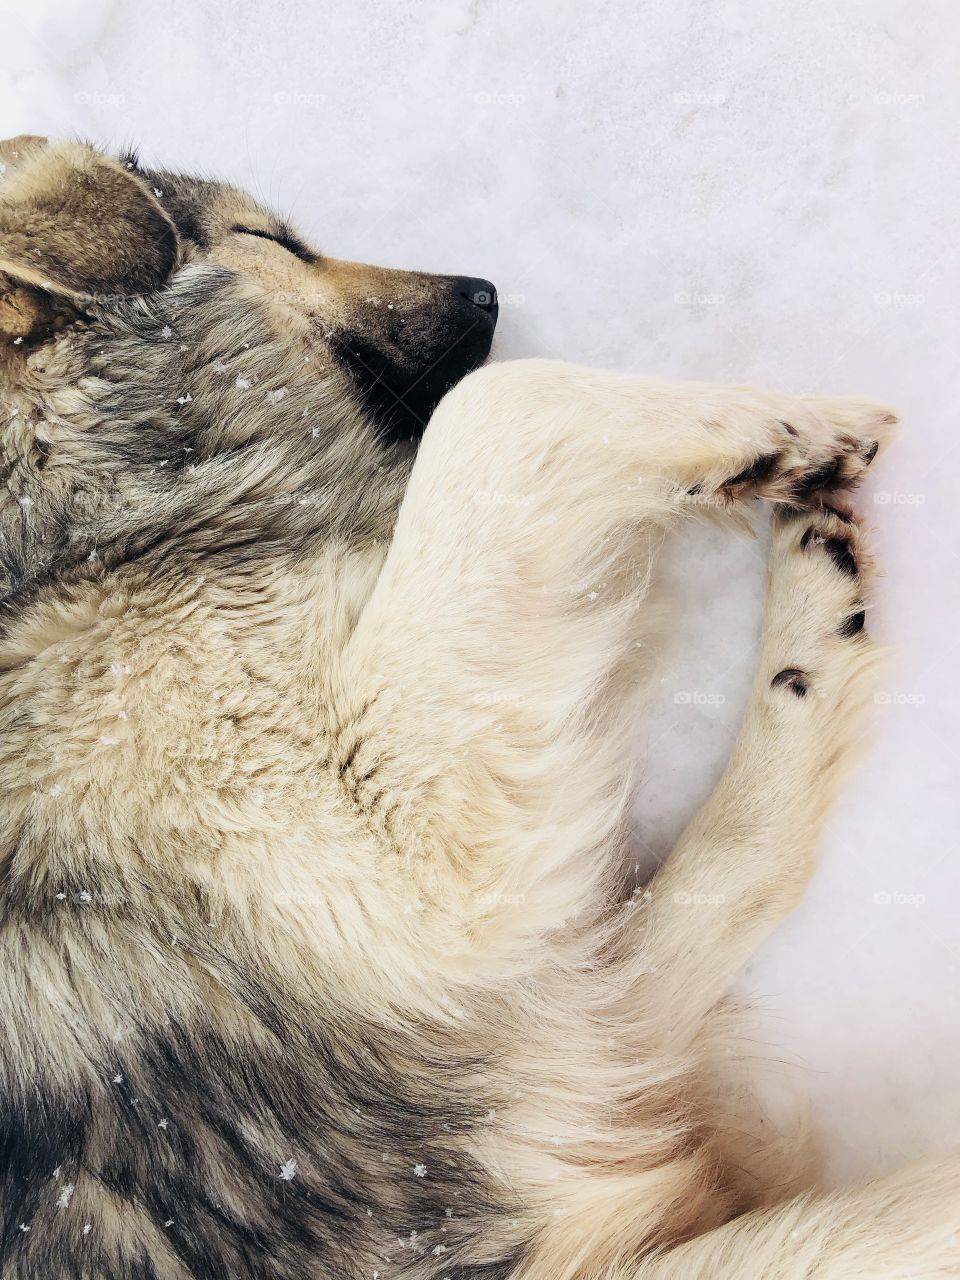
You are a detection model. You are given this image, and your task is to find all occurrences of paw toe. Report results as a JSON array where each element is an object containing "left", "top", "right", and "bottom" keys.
[
  {"left": 725, "top": 452, "right": 783, "bottom": 488},
  {"left": 838, "top": 608, "right": 866, "bottom": 637},
  {"left": 823, "top": 537, "right": 858, "bottom": 577},
  {"left": 791, "top": 455, "right": 845, "bottom": 499},
  {"left": 771, "top": 667, "right": 809, "bottom": 697}
]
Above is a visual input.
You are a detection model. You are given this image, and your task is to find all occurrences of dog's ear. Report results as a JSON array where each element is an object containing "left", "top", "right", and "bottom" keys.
[{"left": 0, "top": 137, "right": 180, "bottom": 339}]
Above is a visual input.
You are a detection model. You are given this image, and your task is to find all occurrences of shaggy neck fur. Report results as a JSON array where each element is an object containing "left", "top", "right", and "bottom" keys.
[{"left": 0, "top": 264, "right": 410, "bottom": 619}]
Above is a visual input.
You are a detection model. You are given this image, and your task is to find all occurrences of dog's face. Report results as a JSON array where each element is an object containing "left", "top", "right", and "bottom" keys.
[
  {"left": 0, "top": 135, "right": 497, "bottom": 439},
  {"left": 0, "top": 136, "right": 497, "bottom": 605}
]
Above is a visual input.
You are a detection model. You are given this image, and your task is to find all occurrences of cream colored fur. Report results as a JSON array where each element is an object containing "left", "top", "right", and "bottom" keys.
[
  {"left": 330, "top": 361, "right": 959, "bottom": 1277},
  {"left": 2, "top": 139, "right": 955, "bottom": 1277}
]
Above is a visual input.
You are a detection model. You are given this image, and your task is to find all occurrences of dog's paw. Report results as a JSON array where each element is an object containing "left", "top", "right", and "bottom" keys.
[
  {"left": 713, "top": 395, "right": 897, "bottom": 507},
  {"left": 762, "top": 503, "right": 880, "bottom": 712}
]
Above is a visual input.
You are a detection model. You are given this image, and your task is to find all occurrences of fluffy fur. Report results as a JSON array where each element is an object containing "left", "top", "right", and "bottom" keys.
[{"left": 0, "top": 137, "right": 956, "bottom": 1280}]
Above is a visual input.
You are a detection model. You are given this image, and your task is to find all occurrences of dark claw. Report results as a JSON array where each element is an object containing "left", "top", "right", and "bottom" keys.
[
  {"left": 725, "top": 453, "right": 781, "bottom": 487},
  {"left": 771, "top": 667, "right": 809, "bottom": 697},
  {"left": 791, "top": 456, "right": 844, "bottom": 498},
  {"left": 775, "top": 501, "right": 808, "bottom": 519},
  {"left": 824, "top": 537, "right": 858, "bottom": 577},
  {"left": 839, "top": 609, "right": 866, "bottom": 637}
]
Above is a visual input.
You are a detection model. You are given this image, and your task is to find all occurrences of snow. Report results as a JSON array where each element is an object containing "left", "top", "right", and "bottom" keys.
[{"left": 3, "top": 0, "right": 958, "bottom": 1188}]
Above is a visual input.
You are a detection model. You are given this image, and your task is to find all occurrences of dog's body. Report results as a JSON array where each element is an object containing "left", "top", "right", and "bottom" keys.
[{"left": 0, "top": 138, "right": 957, "bottom": 1280}]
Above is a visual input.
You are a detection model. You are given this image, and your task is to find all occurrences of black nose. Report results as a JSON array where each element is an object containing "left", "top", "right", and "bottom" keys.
[{"left": 455, "top": 276, "right": 498, "bottom": 317}]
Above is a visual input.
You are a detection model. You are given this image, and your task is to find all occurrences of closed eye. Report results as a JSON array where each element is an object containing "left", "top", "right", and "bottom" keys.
[{"left": 231, "top": 225, "right": 316, "bottom": 264}]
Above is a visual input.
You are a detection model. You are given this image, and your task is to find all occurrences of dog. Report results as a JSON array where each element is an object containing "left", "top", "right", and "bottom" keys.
[{"left": 0, "top": 136, "right": 956, "bottom": 1280}]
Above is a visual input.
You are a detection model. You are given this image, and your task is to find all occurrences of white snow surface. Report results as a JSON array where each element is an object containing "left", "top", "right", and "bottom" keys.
[{"left": 3, "top": 0, "right": 958, "bottom": 1187}]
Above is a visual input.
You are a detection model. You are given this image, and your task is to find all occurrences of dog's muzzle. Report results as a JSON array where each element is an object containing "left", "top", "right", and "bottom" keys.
[{"left": 337, "top": 272, "right": 499, "bottom": 442}]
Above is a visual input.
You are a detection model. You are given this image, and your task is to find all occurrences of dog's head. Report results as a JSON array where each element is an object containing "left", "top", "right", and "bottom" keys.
[
  {"left": 0, "top": 137, "right": 497, "bottom": 607},
  {"left": 0, "top": 136, "right": 497, "bottom": 440}
]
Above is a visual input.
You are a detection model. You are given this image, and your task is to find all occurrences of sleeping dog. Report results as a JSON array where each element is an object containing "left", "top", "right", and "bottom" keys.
[{"left": 0, "top": 136, "right": 955, "bottom": 1280}]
